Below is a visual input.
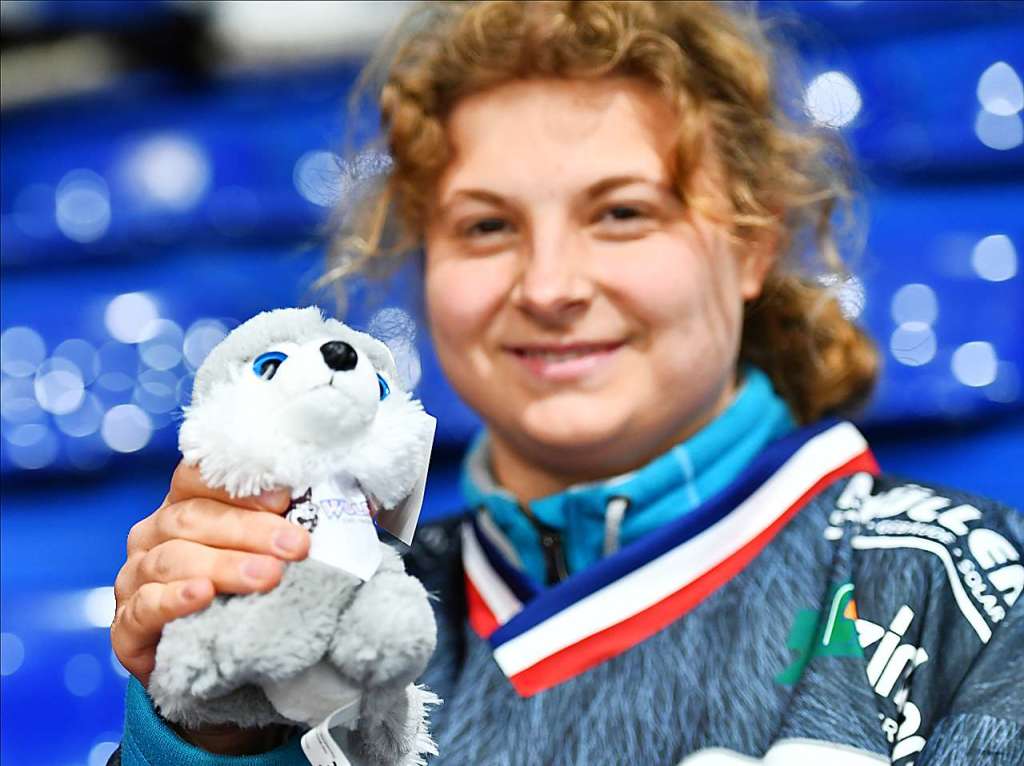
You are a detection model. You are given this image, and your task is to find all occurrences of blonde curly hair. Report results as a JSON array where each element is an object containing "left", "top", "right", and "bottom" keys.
[{"left": 326, "top": 0, "right": 878, "bottom": 423}]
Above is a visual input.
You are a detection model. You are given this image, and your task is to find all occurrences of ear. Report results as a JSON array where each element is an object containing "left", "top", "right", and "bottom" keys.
[{"left": 738, "top": 225, "right": 779, "bottom": 302}]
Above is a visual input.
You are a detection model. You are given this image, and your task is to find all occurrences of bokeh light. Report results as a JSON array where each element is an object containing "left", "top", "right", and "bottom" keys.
[
  {"left": 122, "top": 133, "right": 212, "bottom": 210},
  {"left": 82, "top": 587, "right": 116, "bottom": 629},
  {"left": 55, "top": 169, "right": 111, "bottom": 243},
  {"left": 100, "top": 404, "right": 153, "bottom": 453},
  {"left": 4, "top": 423, "right": 60, "bottom": 469},
  {"left": 96, "top": 341, "right": 139, "bottom": 393},
  {"left": 134, "top": 369, "right": 180, "bottom": 414},
  {"left": 138, "top": 319, "right": 184, "bottom": 370},
  {"left": 890, "top": 322, "right": 937, "bottom": 368},
  {"left": 0, "top": 377, "right": 44, "bottom": 424},
  {"left": 951, "top": 341, "right": 999, "bottom": 388},
  {"left": 974, "top": 110, "right": 1024, "bottom": 150},
  {"left": 89, "top": 742, "right": 120, "bottom": 766},
  {"left": 890, "top": 283, "right": 938, "bottom": 326},
  {"left": 971, "top": 234, "right": 1017, "bottom": 282},
  {"left": 104, "top": 292, "right": 160, "bottom": 344},
  {"left": 53, "top": 338, "right": 100, "bottom": 385},
  {"left": 34, "top": 357, "right": 86, "bottom": 415},
  {"left": 64, "top": 653, "right": 102, "bottom": 697},
  {"left": 54, "top": 392, "right": 104, "bottom": 437},
  {"left": 0, "top": 326, "right": 46, "bottom": 377},
  {"left": 182, "top": 319, "right": 229, "bottom": 370},
  {"left": 977, "top": 61, "right": 1023, "bottom": 117},
  {"left": 804, "top": 71, "right": 862, "bottom": 128},
  {"left": 819, "top": 274, "right": 866, "bottom": 320},
  {"left": 293, "top": 149, "right": 343, "bottom": 207},
  {"left": 0, "top": 633, "right": 25, "bottom": 676}
]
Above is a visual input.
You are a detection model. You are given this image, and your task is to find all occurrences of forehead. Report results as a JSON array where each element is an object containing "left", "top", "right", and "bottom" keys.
[{"left": 439, "top": 77, "right": 678, "bottom": 199}]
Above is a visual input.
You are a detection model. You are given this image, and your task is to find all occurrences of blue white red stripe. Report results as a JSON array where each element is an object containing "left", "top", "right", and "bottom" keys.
[{"left": 463, "top": 421, "right": 879, "bottom": 697}]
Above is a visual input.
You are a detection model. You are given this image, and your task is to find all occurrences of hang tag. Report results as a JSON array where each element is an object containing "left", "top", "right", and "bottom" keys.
[
  {"left": 287, "top": 477, "right": 382, "bottom": 581},
  {"left": 375, "top": 415, "right": 436, "bottom": 545},
  {"left": 299, "top": 692, "right": 361, "bottom": 766}
]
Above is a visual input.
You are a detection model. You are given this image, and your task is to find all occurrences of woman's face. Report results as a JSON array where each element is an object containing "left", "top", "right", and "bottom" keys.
[{"left": 424, "top": 78, "right": 772, "bottom": 487}]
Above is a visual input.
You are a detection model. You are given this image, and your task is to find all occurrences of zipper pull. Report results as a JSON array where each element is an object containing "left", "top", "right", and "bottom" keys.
[
  {"left": 538, "top": 527, "right": 570, "bottom": 584},
  {"left": 518, "top": 502, "right": 569, "bottom": 584}
]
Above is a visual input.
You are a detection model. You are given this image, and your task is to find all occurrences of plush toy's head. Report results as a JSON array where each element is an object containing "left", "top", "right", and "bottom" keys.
[{"left": 180, "top": 307, "right": 434, "bottom": 506}]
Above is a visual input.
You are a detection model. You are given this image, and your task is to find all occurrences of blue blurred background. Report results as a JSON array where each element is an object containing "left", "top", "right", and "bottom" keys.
[{"left": 1, "top": 1, "right": 1022, "bottom": 763}]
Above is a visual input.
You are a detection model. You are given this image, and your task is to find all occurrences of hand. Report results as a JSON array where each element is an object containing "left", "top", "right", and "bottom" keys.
[{"left": 111, "top": 460, "right": 309, "bottom": 687}]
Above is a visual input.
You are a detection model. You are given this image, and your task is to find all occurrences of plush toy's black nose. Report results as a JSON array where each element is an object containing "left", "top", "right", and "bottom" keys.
[{"left": 321, "top": 341, "right": 358, "bottom": 371}]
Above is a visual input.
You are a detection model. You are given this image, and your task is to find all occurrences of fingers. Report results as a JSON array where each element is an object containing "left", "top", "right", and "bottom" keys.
[
  {"left": 111, "top": 578, "right": 214, "bottom": 686},
  {"left": 165, "top": 461, "right": 291, "bottom": 514},
  {"left": 128, "top": 497, "right": 310, "bottom": 560},
  {"left": 124, "top": 539, "right": 286, "bottom": 599}
]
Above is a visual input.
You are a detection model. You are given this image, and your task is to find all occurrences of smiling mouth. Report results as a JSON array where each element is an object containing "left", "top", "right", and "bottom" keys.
[
  {"left": 505, "top": 340, "right": 626, "bottom": 382},
  {"left": 507, "top": 341, "right": 625, "bottom": 360}
]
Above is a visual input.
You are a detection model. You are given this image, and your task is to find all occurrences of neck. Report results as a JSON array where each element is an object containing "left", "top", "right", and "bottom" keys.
[{"left": 487, "top": 379, "right": 737, "bottom": 503}]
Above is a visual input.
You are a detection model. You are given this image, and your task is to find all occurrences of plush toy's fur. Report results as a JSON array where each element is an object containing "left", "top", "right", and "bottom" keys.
[{"left": 149, "top": 307, "right": 439, "bottom": 765}]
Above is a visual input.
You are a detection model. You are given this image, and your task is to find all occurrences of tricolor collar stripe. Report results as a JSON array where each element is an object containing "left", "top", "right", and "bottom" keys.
[
  {"left": 463, "top": 421, "right": 878, "bottom": 696},
  {"left": 487, "top": 419, "right": 850, "bottom": 643},
  {"left": 461, "top": 522, "right": 522, "bottom": 628},
  {"left": 470, "top": 516, "right": 538, "bottom": 603},
  {"left": 491, "top": 422, "right": 871, "bottom": 676},
  {"left": 504, "top": 447, "right": 878, "bottom": 696}
]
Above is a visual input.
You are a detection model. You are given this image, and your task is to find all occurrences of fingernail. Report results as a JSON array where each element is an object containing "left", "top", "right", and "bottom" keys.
[
  {"left": 273, "top": 528, "right": 303, "bottom": 556},
  {"left": 242, "top": 557, "right": 278, "bottom": 582},
  {"left": 256, "top": 488, "right": 291, "bottom": 510}
]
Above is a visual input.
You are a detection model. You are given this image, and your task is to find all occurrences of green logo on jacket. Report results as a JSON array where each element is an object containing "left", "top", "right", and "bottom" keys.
[{"left": 776, "top": 582, "right": 862, "bottom": 685}]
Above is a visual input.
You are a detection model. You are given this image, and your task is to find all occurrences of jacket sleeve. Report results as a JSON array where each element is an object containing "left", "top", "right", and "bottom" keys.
[
  {"left": 916, "top": 591, "right": 1024, "bottom": 766},
  {"left": 846, "top": 475, "right": 1024, "bottom": 766},
  {"left": 109, "top": 677, "right": 307, "bottom": 766}
]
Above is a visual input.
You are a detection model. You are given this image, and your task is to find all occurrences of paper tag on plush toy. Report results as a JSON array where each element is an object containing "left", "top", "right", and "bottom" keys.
[
  {"left": 288, "top": 477, "right": 382, "bottom": 581},
  {"left": 374, "top": 414, "right": 436, "bottom": 546},
  {"left": 300, "top": 691, "right": 361, "bottom": 766}
]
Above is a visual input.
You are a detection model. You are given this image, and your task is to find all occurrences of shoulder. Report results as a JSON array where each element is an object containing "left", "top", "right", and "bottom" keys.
[
  {"left": 831, "top": 470, "right": 1022, "bottom": 647},
  {"left": 392, "top": 511, "right": 468, "bottom": 605},
  {"left": 826, "top": 473, "right": 1024, "bottom": 759},
  {"left": 838, "top": 473, "right": 1022, "bottom": 609}
]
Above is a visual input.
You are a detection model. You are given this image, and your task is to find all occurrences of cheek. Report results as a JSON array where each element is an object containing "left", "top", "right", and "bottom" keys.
[
  {"left": 604, "top": 235, "right": 746, "bottom": 369},
  {"left": 424, "top": 253, "right": 513, "bottom": 350}
]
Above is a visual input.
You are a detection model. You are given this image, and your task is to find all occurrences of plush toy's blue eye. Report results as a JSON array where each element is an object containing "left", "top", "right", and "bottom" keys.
[
  {"left": 377, "top": 374, "right": 390, "bottom": 400},
  {"left": 253, "top": 351, "right": 288, "bottom": 380}
]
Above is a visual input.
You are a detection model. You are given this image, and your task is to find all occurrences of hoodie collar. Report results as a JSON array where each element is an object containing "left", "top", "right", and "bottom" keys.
[{"left": 460, "top": 366, "right": 797, "bottom": 585}]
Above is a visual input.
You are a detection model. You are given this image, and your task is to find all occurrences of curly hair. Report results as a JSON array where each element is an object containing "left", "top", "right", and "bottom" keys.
[{"left": 325, "top": 0, "right": 878, "bottom": 423}]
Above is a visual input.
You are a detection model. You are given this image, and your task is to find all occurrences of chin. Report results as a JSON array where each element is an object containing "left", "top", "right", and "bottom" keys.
[{"left": 515, "top": 397, "right": 632, "bottom": 454}]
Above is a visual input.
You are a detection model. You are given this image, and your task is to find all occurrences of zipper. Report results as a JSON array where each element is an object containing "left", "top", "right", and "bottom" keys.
[{"left": 518, "top": 502, "right": 569, "bottom": 584}]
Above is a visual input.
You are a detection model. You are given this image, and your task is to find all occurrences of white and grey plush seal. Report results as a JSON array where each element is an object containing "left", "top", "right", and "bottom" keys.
[{"left": 148, "top": 306, "right": 439, "bottom": 766}]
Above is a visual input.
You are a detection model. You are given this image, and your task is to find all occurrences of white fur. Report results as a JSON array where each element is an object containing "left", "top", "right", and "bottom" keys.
[{"left": 180, "top": 306, "right": 434, "bottom": 504}]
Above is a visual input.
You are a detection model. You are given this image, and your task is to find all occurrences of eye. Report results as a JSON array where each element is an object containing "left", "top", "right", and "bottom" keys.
[
  {"left": 252, "top": 351, "right": 288, "bottom": 380},
  {"left": 602, "top": 205, "right": 644, "bottom": 222},
  {"left": 465, "top": 217, "right": 510, "bottom": 237},
  {"left": 377, "top": 373, "right": 390, "bottom": 400}
]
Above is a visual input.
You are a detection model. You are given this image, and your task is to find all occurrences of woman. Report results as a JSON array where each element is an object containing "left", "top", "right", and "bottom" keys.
[{"left": 108, "top": 2, "right": 1023, "bottom": 763}]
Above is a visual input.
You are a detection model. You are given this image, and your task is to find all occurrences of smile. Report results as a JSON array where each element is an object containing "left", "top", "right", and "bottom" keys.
[{"left": 505, "top": 341, "right": 626, "bottom": 382}]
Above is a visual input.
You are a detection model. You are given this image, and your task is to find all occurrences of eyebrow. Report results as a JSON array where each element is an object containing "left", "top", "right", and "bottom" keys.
[{"left": 438, "top": 174, "right": 667, "bottom": 217}]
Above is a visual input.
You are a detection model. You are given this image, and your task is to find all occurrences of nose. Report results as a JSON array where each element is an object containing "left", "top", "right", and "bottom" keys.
[
  {"left": 513, "top": 223, "right": 593, "bottom": 324},
  {"left": 320, "top": 341, "right": 358, "bottom": 371}
]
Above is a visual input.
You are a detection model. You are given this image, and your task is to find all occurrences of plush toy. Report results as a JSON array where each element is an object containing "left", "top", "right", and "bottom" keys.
[{"left": 148, "top": 307, "right": 439, "bottom": 766}]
